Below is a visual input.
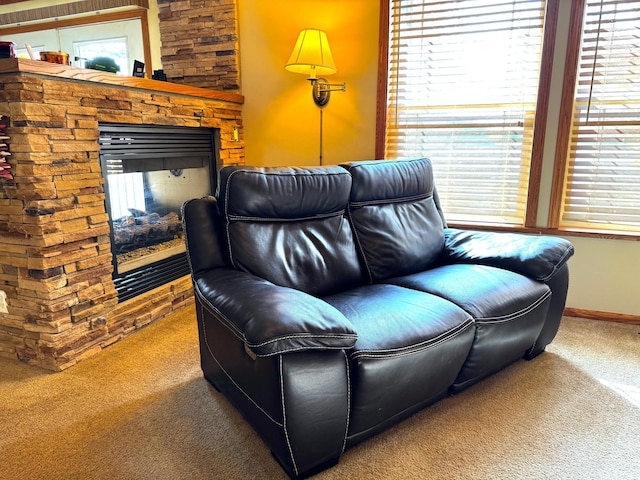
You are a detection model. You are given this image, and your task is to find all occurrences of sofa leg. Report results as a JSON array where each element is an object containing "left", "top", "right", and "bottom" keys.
[
  {"left": 204, "top": 376, "right": 222, "bottom": 392},
  {"left": 531, "top": 264, "right": 569, "bottom": 355},
  {"left": 271, "top": 451, "right": 340, "bottom": 480},
  {"left": 524, "top": 346, "right": 545, "bottom": 360}
]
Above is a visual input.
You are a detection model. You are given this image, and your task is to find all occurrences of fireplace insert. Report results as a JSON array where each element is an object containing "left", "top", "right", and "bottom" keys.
[{"left": 99, "top": 123, "right": 219, "bottom": 301}]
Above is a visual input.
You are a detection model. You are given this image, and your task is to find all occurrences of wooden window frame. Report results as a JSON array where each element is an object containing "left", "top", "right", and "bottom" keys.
[
  {"left": 549, "top": 0, "right": 640, "bottom": 241},
  {"left": 376, "top": 0, "right": 559, "bottom": 231}
]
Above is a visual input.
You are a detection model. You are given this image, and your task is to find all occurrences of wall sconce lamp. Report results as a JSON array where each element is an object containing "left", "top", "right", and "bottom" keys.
[{"left": 285, "top": 29, "right": 346, "bottom": 107}]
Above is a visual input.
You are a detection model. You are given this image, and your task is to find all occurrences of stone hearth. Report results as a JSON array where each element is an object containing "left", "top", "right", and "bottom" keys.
[{"left": 0, "top": 59, "right": 244, "bottom": 370}]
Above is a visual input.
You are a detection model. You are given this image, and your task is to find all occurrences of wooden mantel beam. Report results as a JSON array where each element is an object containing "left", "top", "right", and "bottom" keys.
[{"left": 0, "top": 58, "right": 245, "bottom": 105}]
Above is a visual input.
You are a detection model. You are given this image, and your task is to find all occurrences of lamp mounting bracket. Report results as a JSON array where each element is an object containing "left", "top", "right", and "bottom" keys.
[{"left": 309, "top": 78, "right": 346, "bottom": 107}]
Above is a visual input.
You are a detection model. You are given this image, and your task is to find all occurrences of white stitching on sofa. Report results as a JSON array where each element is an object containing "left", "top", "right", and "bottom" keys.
[
  {"left": 350, "top": 192, "right": 433, "bottom": 208},
  {"left": 181, "top": 198, "right": 196, "bottom": 277},
  {"left": 227, "top": 209, "right": 346, "bottom": 223},
  {"left": 278, "top": 352, "right": 351, "bottom": 474},
  {"left": 256, "top": 345, "right": 350, "bottom": 357},
  {"left": 475, "top": 289, "right": 552, "bottom": 323},
  {"left": 537, "top": 246, "right": 574, "bottom": 282},
  {"left": 350, "top": 317, "right": 474, "bottom": 360},
  {"left": 197, "top": 284, "right": 357, "bottom": 356},
  {"left": 195, "top": 284, "right": 246, "bottom": 340},
  {"left": 198, "top": 302, "right": 284, "bottom": 428},
  {"left": 342, "top": 350, "right": 351, "bottom": 455},
  {"left": 236, "top": 169, "right": 349, "bottom": 179},
  {"left": 223, "top": 170, "right": 237, "bottom": 269},
  {"left": 279, "top": 355, "right": 299, "bottom": 477},
  {"left": 249, "top": 333, "right": 358, "bottom": 348}
]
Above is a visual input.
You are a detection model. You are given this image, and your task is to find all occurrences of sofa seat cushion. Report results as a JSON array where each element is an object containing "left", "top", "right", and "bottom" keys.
[
  {"left": 387, "top": 264, "right": 551, "bottom": 392},
  {"left": 323, "top": 284, "right": 475, "bottom": 441}
]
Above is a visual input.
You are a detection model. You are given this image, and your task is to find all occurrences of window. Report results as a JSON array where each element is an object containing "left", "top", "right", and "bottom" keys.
[
  {"left": 551, "top": 0, "right": 640, "bottom": 233},
  {"left": 0, "top": 10, "right": 151, "bottom": 75},
  {"left": 380, "top": 0, "right": 555, "bottom": 226},
  {"left": 73, "top": 37, "right": 130, "bottom": 74},
  {"left": 108, "top": 173, "right": 146, "bottom": 220}
]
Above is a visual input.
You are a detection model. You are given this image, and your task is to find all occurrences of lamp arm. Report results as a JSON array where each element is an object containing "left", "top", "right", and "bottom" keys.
[
  {"left": 308, "top": 78, "right": 346, "bottom": 92},
  {"left": 317, "top": 82, "right": 346, "bottom": 93}
]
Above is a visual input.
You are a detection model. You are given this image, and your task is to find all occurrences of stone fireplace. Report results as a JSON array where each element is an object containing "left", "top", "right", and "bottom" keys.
[{"left": 0, "top": 59, "right": 244, "bottom": 370}]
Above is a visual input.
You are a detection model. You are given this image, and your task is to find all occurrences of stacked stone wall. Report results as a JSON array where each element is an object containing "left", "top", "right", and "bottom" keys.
[
  {"left": 0, "top": 73, "right": 243, "bottom": 370},
  {"left": 157, "top": 0, "right": 240, "bottom": 91}
]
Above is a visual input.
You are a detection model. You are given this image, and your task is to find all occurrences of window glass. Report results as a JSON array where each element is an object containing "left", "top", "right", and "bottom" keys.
[
  {"left": 558, "top": 0, "right": 640, "bottom": 232},
  {"left": 73, "top": 37, "right": 129, "bottom": 74},
  {"left": 384, "top": 0, "right": 547, "bottom": 225},
  {"left": 0, "top": 18, "right": 143, "bottom": 75}
]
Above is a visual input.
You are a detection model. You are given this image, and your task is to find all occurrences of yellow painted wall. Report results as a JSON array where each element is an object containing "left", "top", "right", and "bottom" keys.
[
  {"left": 236, "top": 0, "right": 379, "bottom": 167},
  {"left": 236, "top": 0, "right": 640, "bottom": 318}
]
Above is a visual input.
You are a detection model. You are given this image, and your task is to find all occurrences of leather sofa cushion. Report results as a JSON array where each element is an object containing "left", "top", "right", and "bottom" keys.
[
  {"left": 340, "top": 158, "right": 446, "bottom": 282},
  {"left": 217, "top": 166, "right": 363, "bottom": 297},
  {"left": 388, "top": 263, "right": 550, "bottom": 320},
  {"left": 325, "top": 283, "right": 472, "bottom": 354},
  {"left": 324, "top": 283, "right": 474, "bottom": 437},
  {"left": 388, "top": 264, "right": 551, "bottom": 390}
]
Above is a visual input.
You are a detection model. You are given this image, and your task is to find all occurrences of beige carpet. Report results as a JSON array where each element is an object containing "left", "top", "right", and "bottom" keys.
[{"left": 1, "top": 306, "right": 639, "bottom": 480}]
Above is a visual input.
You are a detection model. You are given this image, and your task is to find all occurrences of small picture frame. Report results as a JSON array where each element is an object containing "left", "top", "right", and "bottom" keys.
[{"left": 132, "top": 60, "right": 145, "bottom": 78}]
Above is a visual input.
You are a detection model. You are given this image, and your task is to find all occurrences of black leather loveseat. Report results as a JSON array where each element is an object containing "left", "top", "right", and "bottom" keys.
[{"left": 182, "top": 158, "right": 574, "bottom": 479}]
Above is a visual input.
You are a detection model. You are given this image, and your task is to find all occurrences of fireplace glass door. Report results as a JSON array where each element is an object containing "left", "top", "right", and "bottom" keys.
[{"left": 99, "top": 123, "right": 218, "bottom": 300}]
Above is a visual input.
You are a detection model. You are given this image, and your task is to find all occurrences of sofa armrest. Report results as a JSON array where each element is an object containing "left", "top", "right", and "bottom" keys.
[
  {"left": 194, "top": 269, "right": 357, "bottom": 356},
  {"left": 443, "top": 228, "right": 574, "bottom": 282}
]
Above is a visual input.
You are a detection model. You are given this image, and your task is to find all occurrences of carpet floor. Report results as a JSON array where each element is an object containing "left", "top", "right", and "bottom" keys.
[{"left": 1, "top": 306, "right": 639, "bottom": 479}]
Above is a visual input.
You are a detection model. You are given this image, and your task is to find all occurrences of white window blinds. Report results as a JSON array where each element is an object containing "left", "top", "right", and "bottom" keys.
[
  {"left": 560, "top": 0, "right": 640, "bottom": 232},
  {"left": 385, "top": 0, "right": 546, "bottom": 225}
]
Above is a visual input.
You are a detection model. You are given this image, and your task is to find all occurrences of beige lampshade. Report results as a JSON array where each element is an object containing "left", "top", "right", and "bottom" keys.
[{"left": 285, "top": 29, "right": 337, "bottom": 78}]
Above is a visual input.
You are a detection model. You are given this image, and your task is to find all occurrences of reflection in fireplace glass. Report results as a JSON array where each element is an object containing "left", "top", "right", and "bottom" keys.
[{"left": 108, "top": 166, "right": 210, "bottom": 273}]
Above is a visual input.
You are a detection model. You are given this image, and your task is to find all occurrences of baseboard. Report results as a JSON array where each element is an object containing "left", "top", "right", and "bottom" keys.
[{"left": 564, "top": 308, "right": 640, "bottom": 325}]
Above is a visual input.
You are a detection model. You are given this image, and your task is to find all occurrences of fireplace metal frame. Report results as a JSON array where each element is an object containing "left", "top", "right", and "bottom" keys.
[{"left": 98, "top": 123, "right": 219, "bottom": 302}]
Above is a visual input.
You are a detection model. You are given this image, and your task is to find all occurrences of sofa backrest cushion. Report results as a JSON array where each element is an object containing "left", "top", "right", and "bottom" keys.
[
  {"left": 340, "top": 158, "right": 446, "bottom": 282},
  {"left": 218, "top": 165, "right": 363, "bottom": 297}
]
